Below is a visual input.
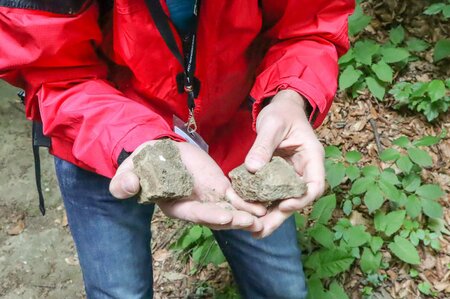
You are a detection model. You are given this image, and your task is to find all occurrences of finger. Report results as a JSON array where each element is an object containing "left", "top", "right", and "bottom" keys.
[
  {"left": 225, "top": 188, "right": 267, "bottom": 217},
  {"left": 209, "top": 216, "right": 264, "bottom": 232},
  {"left": 109, "top": 158, "right": 141, "bottom": 199},
  {"left": 245, "top": 118, "right": 285, "bottom": 173},
  {"left": 167, "top": 200, "right": 234, "bottom": 226},
  {"left": 252, "top": 207, "right": 292, "bottom": 239}
]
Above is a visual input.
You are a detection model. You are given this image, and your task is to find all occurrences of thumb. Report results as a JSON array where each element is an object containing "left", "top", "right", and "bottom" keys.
[
  {"left": 245, "top": 119, "right": 284, "bottom": 173},
  {"left": 109, "top": 158, "right": 141, "bottom": 199}
]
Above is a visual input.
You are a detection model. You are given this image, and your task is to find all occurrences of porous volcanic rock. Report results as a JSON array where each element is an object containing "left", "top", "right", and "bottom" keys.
[
  {"left": 229, "top": 157, "right": 307, "bottom": 203},
  {"left": 133, "top": 140, "right": 194, "bottom": 203}
]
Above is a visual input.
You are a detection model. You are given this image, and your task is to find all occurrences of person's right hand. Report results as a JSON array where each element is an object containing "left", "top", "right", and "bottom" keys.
[{"left": 109, "top": 140, "right": 266, "bottom": 232}]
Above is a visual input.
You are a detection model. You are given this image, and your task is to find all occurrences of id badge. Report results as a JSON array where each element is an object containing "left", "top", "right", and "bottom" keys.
[{"left": 173, "top": 115, "right": 209, "bottom": 152}]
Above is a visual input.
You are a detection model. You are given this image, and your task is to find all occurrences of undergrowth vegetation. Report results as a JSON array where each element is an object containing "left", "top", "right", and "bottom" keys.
[{"left": 170, "top": 0, "right": 449, "bottom": 298}]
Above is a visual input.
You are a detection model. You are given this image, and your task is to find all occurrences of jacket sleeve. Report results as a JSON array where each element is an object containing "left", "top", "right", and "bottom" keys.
[
  {"left": 251, "top": 0, "right": 355, "bottom": 128},
  {"left": 0, "top": 3, "right": 182, "bottom": 178}
]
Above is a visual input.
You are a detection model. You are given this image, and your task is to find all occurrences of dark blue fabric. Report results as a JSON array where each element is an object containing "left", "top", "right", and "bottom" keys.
[{"left": 166, "top": 0, "right": 196, "bottom": 35}]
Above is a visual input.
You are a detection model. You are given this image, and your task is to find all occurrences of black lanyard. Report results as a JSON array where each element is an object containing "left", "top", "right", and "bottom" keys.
[{"left": 144, "top": 0, "right": 200, "bottom": 132}]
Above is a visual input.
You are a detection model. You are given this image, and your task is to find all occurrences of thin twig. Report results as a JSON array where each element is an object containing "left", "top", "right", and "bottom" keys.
[{"left": 369, "top": 118, "right": 383, "bottom": 153}]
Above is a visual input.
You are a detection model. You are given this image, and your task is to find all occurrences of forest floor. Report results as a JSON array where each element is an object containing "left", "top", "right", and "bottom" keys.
[{"left": 0, "top": 1, "right": 449, "bottom": 298}]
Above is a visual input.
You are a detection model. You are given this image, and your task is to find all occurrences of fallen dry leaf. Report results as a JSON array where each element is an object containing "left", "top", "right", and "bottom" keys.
[{"left": 7, "top": 219, "right": 25, "bottom": 236}]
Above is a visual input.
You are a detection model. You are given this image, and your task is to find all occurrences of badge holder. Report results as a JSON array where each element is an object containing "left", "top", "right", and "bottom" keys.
[{"left": 173, "top": 115, "right": 209, "bottom": 152}]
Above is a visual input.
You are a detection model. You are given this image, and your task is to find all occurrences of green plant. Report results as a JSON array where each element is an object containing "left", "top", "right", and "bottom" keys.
[
  {"left": 338, "top": 25, "right": 419, "bottom": 100},
  {"left": 170, "top": 225, "right": 225, "bottom": 273},
  {"left": 389, "top": 79, "right": 450, "bottom": 121},
  {"left": 424, "top": 1, "right": 450, "bottom": 19},
  {"left": 302, "top": 132, "right": 447, "bottom": 298}
]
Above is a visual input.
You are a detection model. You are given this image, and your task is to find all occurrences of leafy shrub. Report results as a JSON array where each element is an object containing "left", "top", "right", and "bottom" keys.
[
  {"left": 338, "top": 24, "right": 425, "bottom": 100},
  {"left": 389, "top": 79, "right": 450, "bottom": 121},
  {"left": 302, "top": 132, "right": 446, "bottom": 298}
]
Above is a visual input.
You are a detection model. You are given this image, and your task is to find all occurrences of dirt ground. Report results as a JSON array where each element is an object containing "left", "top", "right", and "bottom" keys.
[{"left": 0, "top": 80, "right": 85, "bottom": 298}]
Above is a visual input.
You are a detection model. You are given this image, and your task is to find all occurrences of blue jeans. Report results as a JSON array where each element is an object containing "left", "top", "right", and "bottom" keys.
[{"left": 55, "top": 158, "right": 307, "bottom": 299}]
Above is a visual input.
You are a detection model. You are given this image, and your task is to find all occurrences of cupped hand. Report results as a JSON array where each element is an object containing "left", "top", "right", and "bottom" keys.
[
  {"left": 109, "top": 140, "right": 266, "bottom": 232},
  {"left": 241, "top": 89, "right": 326, "bottom": 238}
]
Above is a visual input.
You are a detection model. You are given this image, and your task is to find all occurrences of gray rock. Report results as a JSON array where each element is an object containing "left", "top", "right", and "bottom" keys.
[
  {"left": 229, "top": 157, "right": 307, "bottom": 203},
  {"left": 133, "top": 140, "right": 194, "bottom": 203}
]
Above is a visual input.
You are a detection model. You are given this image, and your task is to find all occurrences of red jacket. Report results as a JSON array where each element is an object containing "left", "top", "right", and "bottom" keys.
[{"left": 0, "top": 0, "right": 354, "bottom": 178}]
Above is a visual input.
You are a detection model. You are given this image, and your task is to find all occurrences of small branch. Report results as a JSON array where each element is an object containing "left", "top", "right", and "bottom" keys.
[{"left": 369, "top": 118, "right": 383, "bottom": 153}]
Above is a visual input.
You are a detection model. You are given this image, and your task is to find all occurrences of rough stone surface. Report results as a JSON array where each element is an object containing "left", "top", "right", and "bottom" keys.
[
  {"left": 133, "top": 140, "right": 194, "bottom": 203},
  {"left": 229, "top": 156, "right": 307, "bottom": 203}
]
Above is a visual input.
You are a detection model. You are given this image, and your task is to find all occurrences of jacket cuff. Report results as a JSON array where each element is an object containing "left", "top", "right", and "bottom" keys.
[
  {"left": 250, "top": 76, "right": 326, "bottom": 130},
  {"left": 112, "top": 123, "right": 185, "bottom": 169}
]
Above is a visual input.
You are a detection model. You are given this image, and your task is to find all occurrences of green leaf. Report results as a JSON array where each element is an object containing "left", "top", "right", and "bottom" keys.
[
  {"left": 434, "top": 39, "right": 450, "bottom": 62},
  {"left": 352, "top": 196, "right": 361, "bottom": 205},
  {"left": 348, "top": 4, "right": 372, "bottom": 35},
  {"left": 379, "top": 179, "right": 400, "bottom": 201},
  {"left": 424, "top": 3, "right": 446, "bottom": 15},
  {"left": 406, "top": 195, "right": 422, "bottom": 218},
  {"left": 413, "top": 135, "right": 442, "bottom": 147},
  {"left": 381, "top": 47, "right": 410, "bottom": 63},
  {"left": 379, "top": 148, "right": 400, "bottom": 161},
  {"left": 375, "top": 210, "right": 405, "bottom": 236},
  {"left": 202, "top": 227, "right": 213, "bottom": 238},
  {"left": 354, "top": 40, "right": 380, "bottom": 65},
  {"left": 386, "top": 210, "right": 406, "bottom": 236},
  {"left": 370, "top": 236, "right": 384, "bottom": 253},
  {"left": 328, "top": 281, "right": 349, "bottom": 299},
  {"left": 418, "top": 282, "right": 432, "bottom": 295},
  {"left": 310, "top": 224, "right": 336, "bottom": 249},
  {"left": 372, "top": 61, "right": 394, "bottom": 83},
  {"left": 343, "top": 225, "right": 371, "bottom": 247},
  {"left": 339, "top": 65, "right": 363, "bottom": 90},
  {"left": 343, "top": 200, "right": 353, "bottom": 216},
  {"left": 346, "top": 165, "right": 361, "bottom": 181},
  {"left": 325, "top": 146, "right": 342, "bottom": 159},
  {"left": 402, "top": 173, "right": 422, "bottom": 192},
  {"left": 310, "top": 194, "right": 336, "bottom": 224},
  {"left": 364, "top": 184, "right": 385, "bottom": 213},
  {"left": 406, "top": 38, "right": 430, "bottom": 52},
  {"left": 351, "top": 177, "right": 373, "bottom": 195},
  {"left": 427, "top": 80, "right": 446, "bottom": 102},
  {"left": 345, "top": 151, "right": 362, "bottom": 163},
  {"left": 304, "top": 249, "right": 355, "bottom": 278},
  {"left": 416, "top": 184, "right": 444, "bottom": 201},
  {"left": 176, "top": 225, "right": 203, "bottom": 249},
  {"left": 407, "top": 148, "right": 433, "bottom": 167},
  {"left": 444, "top": 5, "right": 450, "bottom": 18},
  {"left": 422, "top": 199, "right": 443, "bottom": 219},
  {"left": 326, "top": 162, "right": 346, "bottom": 189},
  {"left": 307, "top": 278, "right": 326, "bottom": 299},
  {"left": 388, "top": 236, "right": 421, "bottom": 265},
  {"left": 393, "top": 136, "right": 410, "bottom": 148},
  {"left": 362, "top": 165, "right": 380, "bottom": 178},
  {"left": 389, "top": 25, "right": 405, "bottom": 45},
  {"left": 294, "top": 212, "right": 307, "bottom": 230},
  {"left": 192, "top": 243, "right": 206, "bottom": 263},
  {"left": 380, "top": 169, "right": 400, "bottom": 185},
  {"left": 202, "top": 243, "right": 226, "bottom": 265},
  {"left": 396, "top": 156, "right": 413, "bottom": 173},
  {"left": 339, "top": 49, "right": 355, "bottom": 64},
  {"left": 360, "top": 247, "right": 382, "bottom": 273},
  {"left": 366, "top": 77, "right": 386, "bottom": 100}
]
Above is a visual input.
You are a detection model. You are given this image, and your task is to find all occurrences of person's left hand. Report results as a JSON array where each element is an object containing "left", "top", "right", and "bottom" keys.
[{"left": 235, "top": 89, "right": 326, "bottom": 238}]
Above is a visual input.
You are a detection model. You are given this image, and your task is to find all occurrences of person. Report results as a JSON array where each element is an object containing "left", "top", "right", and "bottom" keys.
[{"left": 0, "top": 0, "right": 354, "bottom": 298}]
